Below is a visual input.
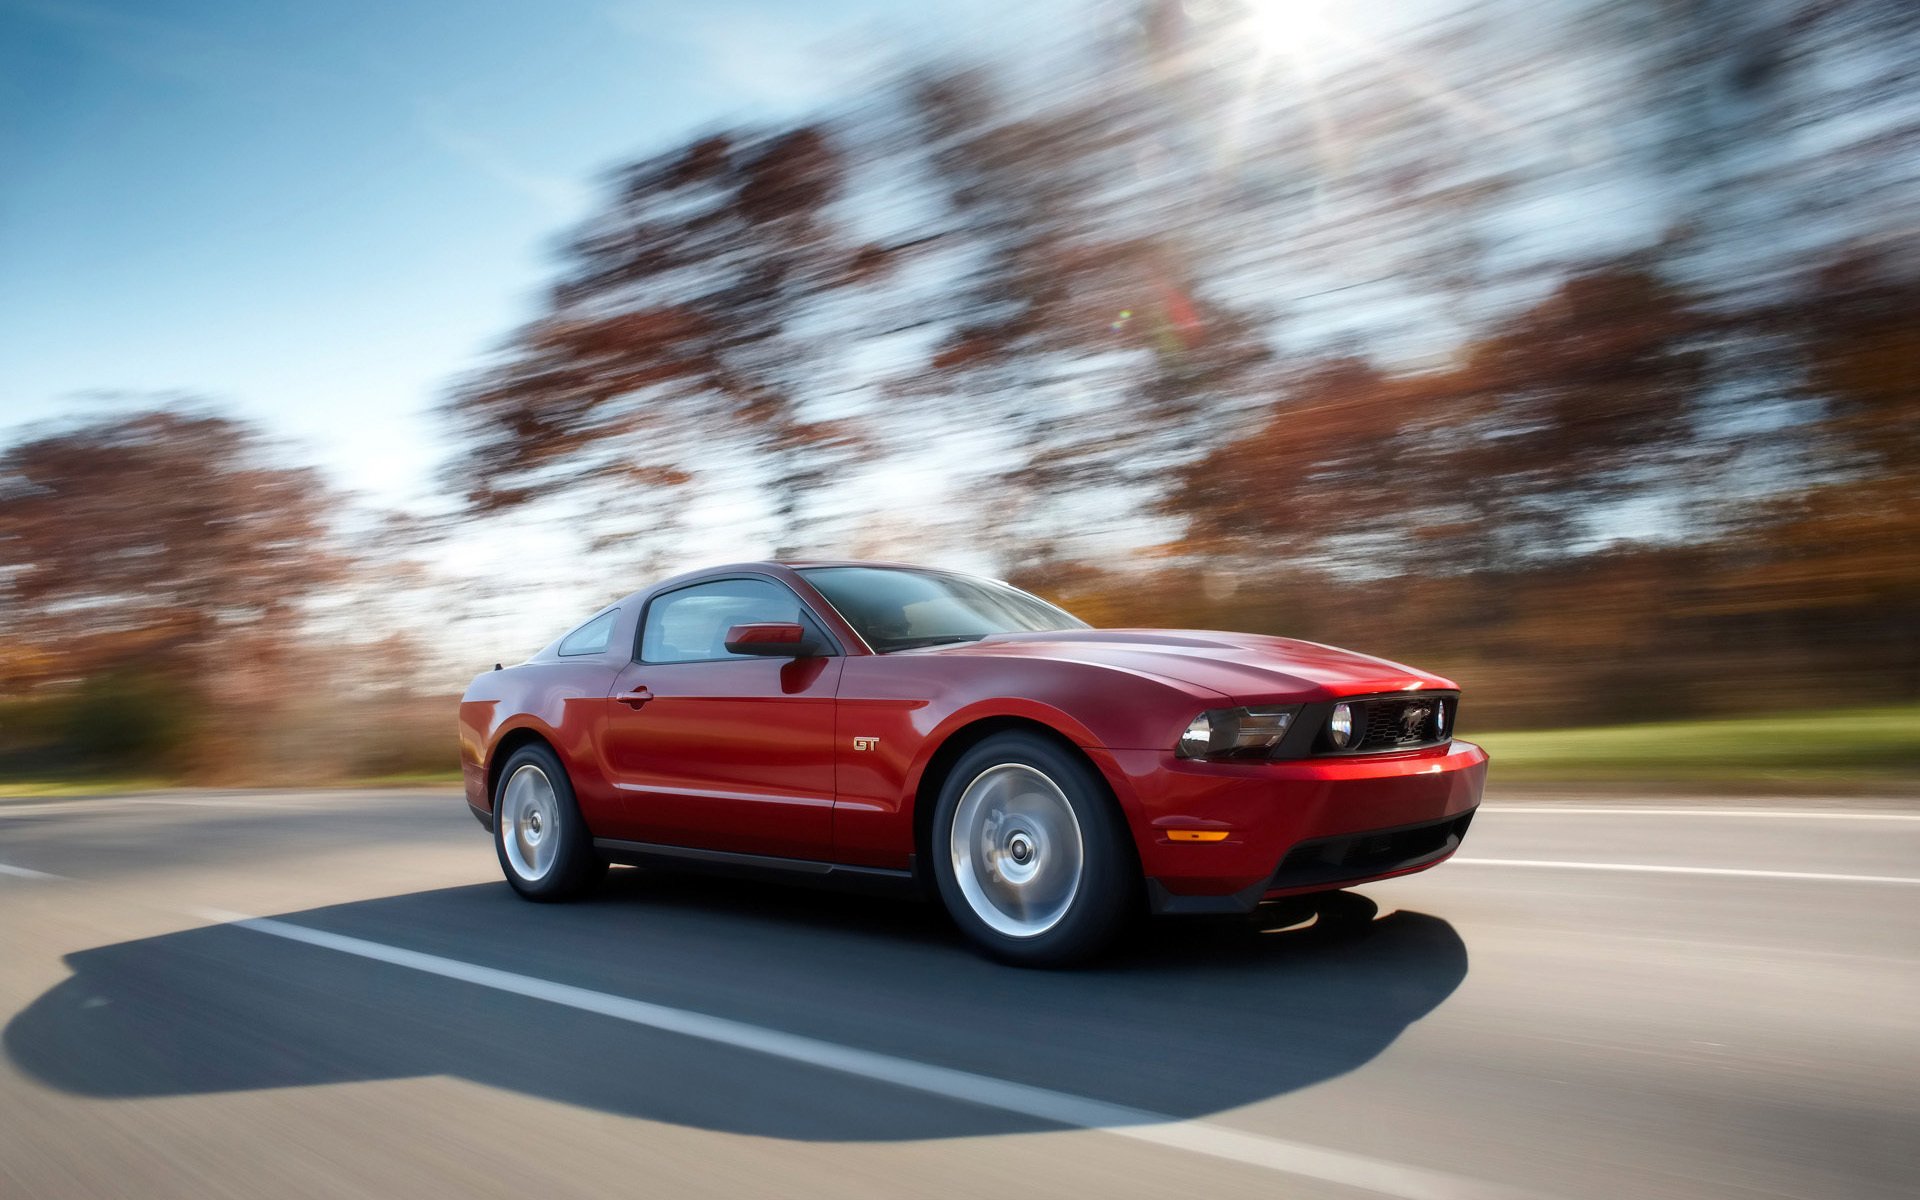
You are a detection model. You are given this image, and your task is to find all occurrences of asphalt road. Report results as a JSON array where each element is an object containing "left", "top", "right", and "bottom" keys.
[{"left": 1, "top": 788, "right": 1915, "bottom": 1199}]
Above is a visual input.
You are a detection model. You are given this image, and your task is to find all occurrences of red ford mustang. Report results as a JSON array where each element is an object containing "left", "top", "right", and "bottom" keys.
[{"left": 459, "top": 560, "right": 1487, "bottom": 964}]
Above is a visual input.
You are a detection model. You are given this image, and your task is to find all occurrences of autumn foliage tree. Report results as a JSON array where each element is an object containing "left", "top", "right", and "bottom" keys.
[
  {"left": 444, "top": 126, "right": 903, "bottom": 557},
  {"left": 1696, "top": 249, "right": 1920, "bottom": 692},
  {"left": 0, "top": 410, "right": 352, "bottom": 774},
  {"left": 1171, "top": 261, "right": 1703, "bottom": 575}
]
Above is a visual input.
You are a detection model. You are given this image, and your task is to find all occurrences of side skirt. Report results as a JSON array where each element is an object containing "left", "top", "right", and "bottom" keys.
[{"left": 592, "top": 838, "right": 921, "bottom": 899}]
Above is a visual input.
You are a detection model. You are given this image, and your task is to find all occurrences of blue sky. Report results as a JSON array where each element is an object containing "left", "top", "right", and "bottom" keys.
[{"left": 0, "top": 0, "right": 1055, "bottom": 505}]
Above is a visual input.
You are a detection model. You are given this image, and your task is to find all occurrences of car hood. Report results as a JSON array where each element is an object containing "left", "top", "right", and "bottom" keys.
[{"left": 934, "top": 629, "right": 1457, "bottom": 701}]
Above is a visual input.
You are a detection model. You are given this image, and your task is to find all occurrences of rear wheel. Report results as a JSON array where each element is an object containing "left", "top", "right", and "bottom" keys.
[
  {"left": 492, "top": 743, "right": 605, "bottom": 901},
  {"left": 931, "top": 732, "right": 1138, "bottom": 966}
]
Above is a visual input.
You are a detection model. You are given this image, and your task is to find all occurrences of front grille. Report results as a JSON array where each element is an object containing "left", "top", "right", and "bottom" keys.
[
  {"left": 1356, "top": 696, "right": 1451, "bottom": 751},
  {"left": 1267, "top": 811, "right": 1474, "bottom": 892}
]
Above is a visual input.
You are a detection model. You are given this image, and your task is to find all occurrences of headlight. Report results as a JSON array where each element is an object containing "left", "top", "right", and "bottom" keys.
[
  {"left": 1327, "top": 702, "right": 1355, "bottom": 749},
  {"left": 1176, "top": 706, "right": 1297, "bottom": 759}
]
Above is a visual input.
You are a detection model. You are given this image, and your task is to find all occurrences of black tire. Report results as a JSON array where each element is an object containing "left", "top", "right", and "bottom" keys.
[
  {"left": 930, "top": 731, "right": 1139, "bottom": 966},
  {"left": 492, "top": 742, "right": 606, "bottom": 901}
]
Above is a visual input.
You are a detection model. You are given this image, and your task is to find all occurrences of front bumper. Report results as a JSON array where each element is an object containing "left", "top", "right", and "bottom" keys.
[{"left": 1090, "top": 740, "right": 1488, "bottom": 914}]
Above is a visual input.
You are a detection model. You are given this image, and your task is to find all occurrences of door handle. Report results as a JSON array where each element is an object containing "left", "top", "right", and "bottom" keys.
[{"left": 615, "top": 688, "right": 653, "bottom": 708}]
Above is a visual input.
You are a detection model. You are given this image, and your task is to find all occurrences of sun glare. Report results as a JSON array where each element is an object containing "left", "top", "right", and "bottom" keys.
[{"left": 1247, "top": 0, "right": 1344, "bottom": 67}]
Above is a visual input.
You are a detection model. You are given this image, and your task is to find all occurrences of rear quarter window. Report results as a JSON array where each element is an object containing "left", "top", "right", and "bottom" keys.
[{"left": 557, "top": 609, "right": 619, "bottom": 656}]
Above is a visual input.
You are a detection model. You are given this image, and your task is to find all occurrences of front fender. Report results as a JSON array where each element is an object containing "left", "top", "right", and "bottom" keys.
[
  {"left": 459, "top": 661, "right": 621, "bottom": 822},
  {"left": 899, "top": 696, "right": 1104, "bottom": 808}
]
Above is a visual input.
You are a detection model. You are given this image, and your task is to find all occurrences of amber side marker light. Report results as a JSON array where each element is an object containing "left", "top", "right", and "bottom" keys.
[{"left": 1167, "top": 830, "right": 1231, "bottom": 843}]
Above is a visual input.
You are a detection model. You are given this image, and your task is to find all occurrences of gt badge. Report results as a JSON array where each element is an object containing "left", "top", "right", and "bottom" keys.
[{"left": 852, "top": 736, "right": 880, "bottom": 751}]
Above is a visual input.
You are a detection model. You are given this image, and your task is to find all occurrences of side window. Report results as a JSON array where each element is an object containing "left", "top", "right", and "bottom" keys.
[
  {"left": 557, "top": 609, "right": 619, "bottom": 657},
  {"left": 641, "top": 579, "right": 802, "bottom": 663}
]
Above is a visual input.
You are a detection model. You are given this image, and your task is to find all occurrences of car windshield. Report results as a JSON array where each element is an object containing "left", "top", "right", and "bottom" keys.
[{"left": 799, "top": 566, "right": 1087, "bottom": 653}]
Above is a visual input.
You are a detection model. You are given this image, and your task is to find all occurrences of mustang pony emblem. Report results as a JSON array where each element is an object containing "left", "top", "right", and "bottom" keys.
[{"left": 1401, "top": 704, "right": 1434, "bottom": 739}]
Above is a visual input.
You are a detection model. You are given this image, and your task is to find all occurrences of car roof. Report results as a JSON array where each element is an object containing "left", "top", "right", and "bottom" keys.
[
  {"left": 642, "top": 559, "right": 954, "bottom": 591},
  {"left": 773, "top": 559, "right": 942, "bottom": 571},
  {"left": 606, "top": 558, "right": 964, "bottom": 614}
]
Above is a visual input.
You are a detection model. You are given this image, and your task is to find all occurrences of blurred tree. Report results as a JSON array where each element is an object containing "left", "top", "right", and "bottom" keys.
[
  {"left": 0, "top": 409, "right": 351, "bottom": 774},
  {"left": 444, "top": 126, "right": 896, "bottom": 556},
  {"left": 1169, "top": 260, "right": 1703, "bottom": 575},
  {"left": 1165, "top": 355, "right": 1424, "bottom": 569},
  {"left": 1797, "top": 250, "right": 1920, "bottom": 496},
  {"left": 898, "top": 59, "right": 1275, "bottom": 562},
  {"left": 1637, "top": 0, "right": 1920, "bottom": 301},
  {"left": 1699, "top": 247, "right": 1920, "bottom": 693},
  {"left": 1444, "top": 262, "right": 1705, "bottom": 567}
]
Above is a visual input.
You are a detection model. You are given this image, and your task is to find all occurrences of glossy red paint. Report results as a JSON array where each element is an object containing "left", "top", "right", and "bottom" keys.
[
  {"left": 458, "top": 560, "right": 1488, "bottom": 911},
  {"left": 602, "top": 654, "right": 841, "bottom": 858}
]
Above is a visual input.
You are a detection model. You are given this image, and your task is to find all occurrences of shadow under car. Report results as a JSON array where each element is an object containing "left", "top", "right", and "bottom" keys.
[{"left": 6, "top": 871, "right": 1468, "bottom": 1142}]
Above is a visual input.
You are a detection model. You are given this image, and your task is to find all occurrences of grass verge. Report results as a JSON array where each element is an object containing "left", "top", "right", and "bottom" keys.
[{"left": 1468, "top": 704, "right": 1919, "bottom": 789}]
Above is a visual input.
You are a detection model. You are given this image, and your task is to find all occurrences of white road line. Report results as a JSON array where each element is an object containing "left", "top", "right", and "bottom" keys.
[
  {"left": 0, "top": 863, "right": 62, "bottom": 880},
  {"left": 206, "top": 910, "right": 1536, "bottom": 1200},
  {"left": 1484, "top": 807, "right": 1920, "bottom": 820},
  {"left": 1452, "top": 858, "right": 1920, "bottom": 886}
]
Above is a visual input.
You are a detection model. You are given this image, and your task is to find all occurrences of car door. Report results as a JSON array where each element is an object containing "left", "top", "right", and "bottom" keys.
[{"left": 600, "top": 575, "right": 842, "bottom": 860}]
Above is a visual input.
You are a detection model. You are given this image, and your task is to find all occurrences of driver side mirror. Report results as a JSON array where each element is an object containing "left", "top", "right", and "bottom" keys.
[{"left": 723, "top": 622, "right": 821, "bottom": 657}]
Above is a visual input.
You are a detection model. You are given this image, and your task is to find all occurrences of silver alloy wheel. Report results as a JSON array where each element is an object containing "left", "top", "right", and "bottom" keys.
[
  {"left": 949, "top": 763, "right": 1085, "bottom": 938},
  {"left": 501, "top": 763, "right": 560, "bottom": 882}
]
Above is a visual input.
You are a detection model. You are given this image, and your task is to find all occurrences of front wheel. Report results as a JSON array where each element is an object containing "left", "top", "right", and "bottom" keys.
[
  {"left": 492, "top": 743, "right": 606, "bottom": 901},
  {"left": 931, "top": 732, "right": 1139, "bottom": 966}
]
